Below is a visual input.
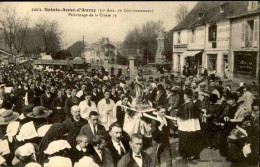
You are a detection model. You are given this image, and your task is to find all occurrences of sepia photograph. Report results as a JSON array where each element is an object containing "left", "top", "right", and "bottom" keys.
[{"left": 0, "top": 1, "right": 259, "bottom": 167}]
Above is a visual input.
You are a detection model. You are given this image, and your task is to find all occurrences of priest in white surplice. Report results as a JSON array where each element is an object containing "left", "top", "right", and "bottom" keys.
[
  {"left": 97, "top": 90, "right": 116, "bottom": 130},
  {"left": 79, "top": 92, "right": 97, "bottom": 120}
]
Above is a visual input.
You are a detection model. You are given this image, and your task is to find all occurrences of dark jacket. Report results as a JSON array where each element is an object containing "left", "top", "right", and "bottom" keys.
[
  {"left": 89, "top": 146, "right": 115, "bottom": 167},
  {"left": 147, "top": 88, "right": 157, "bottom": 103},
  {"left": 79, "top": 123, "right": 107, "bottom": 143},
  {"left": 115, "top": 104, "right": 132, "bottom": 126},
  {"left": 51, "top": 96, "right": 66, "bottom": 123},
  {"left": 62, "top": 117, "right": 88, "bottom": 147},
  {"left": 154, "top": 91, "right": 167, "bottom": 107},
  {"left": 151, "top": 118, "right": 176, "bottom": 145},
  {"left": 105, "top": 139, "right": 130, "bottom": 165},
  {"left": 117, "top": 150, "right": 152, "bottom": 167},
  {"left": 40, "top": 93, "right": 54, "bottom": 109}
]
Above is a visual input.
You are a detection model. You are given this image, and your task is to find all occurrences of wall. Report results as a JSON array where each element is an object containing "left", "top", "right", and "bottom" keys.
[
  {"left": 205, "top": 21, "right": 230, "bottom": 77},
  {"left": 230, "top": 14, "right": 259, "bottom": 80},
  {"left": 172, "top": 29, "right": 188, "bottom": 72},
  {"left": 188, "top": 25, "right": 205, "bottom": 50},
  {"left": 206, "top": 21, "right": 230, "bottom": 50}
]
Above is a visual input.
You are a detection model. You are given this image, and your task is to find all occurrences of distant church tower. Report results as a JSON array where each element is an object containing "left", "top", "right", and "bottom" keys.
[{"left": 155, "top": 30, "right": 166, "bottom": 64}]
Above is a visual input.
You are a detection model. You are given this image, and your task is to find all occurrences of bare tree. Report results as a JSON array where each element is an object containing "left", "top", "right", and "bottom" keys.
[
  {"left": 35, "top": 17, "right": 61, "bottom": 54},
  {"left": 176, "top": 4, "right": 190, "bottom": 24},
  {"left": 0, "top": 5, "right": 30, "bottom": 54}
]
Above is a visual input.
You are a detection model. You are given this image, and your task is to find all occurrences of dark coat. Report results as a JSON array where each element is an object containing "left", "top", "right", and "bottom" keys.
[
  {"left": 151, "top": 118, "right": 176, "bottom": 145},
  {"left": 147, "top": 88, "right": 157, "bottom": 103},
  {"left": 154, "top": 91, "right": 167, "bottom": 107},
  {"left": 69, "top": 144, "right": 93, "bottom": 164},
  {"left": 51, "top": 96, "right": 66, "bottom": 123},
  {"left": 105, "top": 139, "right": 130, "bottom": 165},
  {"left": 62, "top": 117, "right": 88, "bottom": 147},
  {"left": 91, "top": 93, "right": 100, "bottom": 105},
  {"left": 27, "top": 89, "right": 40, "bottom": 106},
  {"left": 40, "top": 93, "right": 54, "bottom": 109},
  {"left": 89, "top": 146, "right": 116, "bottom": 167},
  {"left": 115, "top": 104, "right": 132, "bottom": 126},
  {"left": 79, "top": 123, "right": 107, "bottom": 143},
  {"left": 177, "top": 100, "right": 201, "bottom": 120},
  {"left": 117, "top": 150, "right": 152, "bottom": 167},
  {"left": 64, "top": 96, "right": 80, "bottom": 116}
]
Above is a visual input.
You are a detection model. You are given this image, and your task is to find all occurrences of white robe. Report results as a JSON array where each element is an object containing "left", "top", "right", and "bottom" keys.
[
  {"left": 123, "top": 98, "right": 153, "bottom": 137},
  {"left": 97, "top": 98, "right": 116, "bottom": 130},
  {"left": 79, "top": 100, "right": 97, "bottom": 120}
]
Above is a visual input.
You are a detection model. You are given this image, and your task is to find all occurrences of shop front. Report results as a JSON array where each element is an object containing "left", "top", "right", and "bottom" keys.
[
  {"left": 233, "top": 51, "right": 257, "bottom": 79},
  {"left": 182, "top": 50, "right": 203, "bottom": 76}
]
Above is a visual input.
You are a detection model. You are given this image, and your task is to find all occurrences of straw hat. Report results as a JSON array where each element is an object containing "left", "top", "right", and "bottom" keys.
[
  {"left": 26, "top": 106, "right": 51, "bottom": 119},
  {"left": 0, "top": 109, "right": 19, "bottom": 125}
]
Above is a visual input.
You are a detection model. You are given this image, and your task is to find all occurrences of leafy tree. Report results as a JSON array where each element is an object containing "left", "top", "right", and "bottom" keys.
[
  {"left": 51, "top": 50, "right": 72, "bottom": 60},
  {"left": 122, "top": 20, "right": 165, "bottom": 65}
]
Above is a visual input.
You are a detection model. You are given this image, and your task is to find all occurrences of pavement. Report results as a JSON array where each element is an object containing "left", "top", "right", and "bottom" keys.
[{"left": 144, "top": 138, "right": 232, "bottom": 167}]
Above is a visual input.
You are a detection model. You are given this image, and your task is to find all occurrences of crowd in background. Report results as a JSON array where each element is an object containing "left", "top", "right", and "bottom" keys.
[{"left": 0, "top": 62, "right": 259, "bottom": 167}]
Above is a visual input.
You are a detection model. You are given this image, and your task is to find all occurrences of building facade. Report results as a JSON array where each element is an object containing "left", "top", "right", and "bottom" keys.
[
  {"left": 83, "top": 37, "right": 118, "bottom": 66},
  {"left": 228, "top": 1, "right": 259, "bottom": 80},
  {"left": 172, "top": 1, "right": 259, "bottom": 80}
]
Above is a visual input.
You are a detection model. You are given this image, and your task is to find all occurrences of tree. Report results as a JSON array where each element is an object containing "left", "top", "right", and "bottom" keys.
[
  {"left": 35, "top": 17, "right": 61, "bottom": 54},
  {"left": 123, "top": 20, "right": 165, "bottom": 65},
  {"left": 23, "top": 27, "right": 45, "bottom": 58},
  {"left": 176, "top": 4, "right": 190, "bottom": 24},
  {"left": 0, "top": 5, "right": 30, "bottom": 54},
  {"left": 51, "top": 49, "right": 72, "bottom": 60},
  {"left": 67, "top": 41, "right": 87, "bottom": 58}
]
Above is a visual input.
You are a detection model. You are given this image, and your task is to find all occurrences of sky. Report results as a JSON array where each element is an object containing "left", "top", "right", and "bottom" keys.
[{"left": 1, "top": 1, "right": 197, "bottom": 47}]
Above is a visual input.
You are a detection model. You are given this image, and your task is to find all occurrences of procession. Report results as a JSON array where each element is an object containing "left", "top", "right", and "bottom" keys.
[
  {"left": 0, "top": 1, "right": 259, "bottom": 167},
  {"left": 0, "top": 60, "right": 258, "bottom": 167}
]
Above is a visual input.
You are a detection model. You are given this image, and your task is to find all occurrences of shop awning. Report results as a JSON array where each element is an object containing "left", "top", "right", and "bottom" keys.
[{"left": 182, "top": 50, "right": 202, "bottom": 57}]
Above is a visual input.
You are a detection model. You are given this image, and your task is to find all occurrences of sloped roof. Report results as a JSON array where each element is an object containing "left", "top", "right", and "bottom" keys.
[
  {"left": 172, "top": 1, "right": 249, "bottom": 31},
  {"left": 172, "top": 1, "right": 222, "bottom": 31}
]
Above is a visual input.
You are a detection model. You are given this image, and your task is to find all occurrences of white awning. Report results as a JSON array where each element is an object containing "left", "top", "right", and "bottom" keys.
[{"left": 182, "top": 50, "right": 202, "bottom": 57}]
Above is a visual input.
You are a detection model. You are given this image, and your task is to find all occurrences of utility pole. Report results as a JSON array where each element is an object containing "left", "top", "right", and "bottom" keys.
[{"left": 82, "top": 35, "right": 84, "bottom": 58}]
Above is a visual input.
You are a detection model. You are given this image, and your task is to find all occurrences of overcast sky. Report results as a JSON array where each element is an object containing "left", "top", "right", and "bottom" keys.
[{"left": 1, "top": 1, "right": 197, "bottom": 47}]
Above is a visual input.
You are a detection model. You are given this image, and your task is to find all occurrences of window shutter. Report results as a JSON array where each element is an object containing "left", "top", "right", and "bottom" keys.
[
  {"left": 253, "top": 20, "right": 258, "bottom": 47},
  {"left": 242, "top": 22, "right": 245, "bottom": 41}
]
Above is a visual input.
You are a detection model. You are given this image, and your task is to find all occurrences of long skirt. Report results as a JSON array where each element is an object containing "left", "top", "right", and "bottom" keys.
[{"left": 178, "top": 130, "right": 202, "bottom": 158}]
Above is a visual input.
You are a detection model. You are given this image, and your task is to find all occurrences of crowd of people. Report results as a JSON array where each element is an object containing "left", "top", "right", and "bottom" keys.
[{"left": 0, "top": 62, "right": 258, "bottom": 167}]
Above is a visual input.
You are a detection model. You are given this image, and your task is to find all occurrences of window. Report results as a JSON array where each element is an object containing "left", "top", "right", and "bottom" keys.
[
  {"left": 245, "top": 20, "right": 254, "bottom": 47},
  {"left": 248, "top": 1, "right": 258, "bottom": 10},
  {"left": 190, "top": 29, "right": 196, "bottom": 42},
  {"left": 198, "top": 9, "right": 205, "bottom": 19},
  {"left": 208, "top": 25, "right": 217, "bottom": 41},
  {"left": 177, "top": 32, "right": 181, "bottom": 43},
  {"left": 220, "top": 4, "right": 224, "bottom": 12}
]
